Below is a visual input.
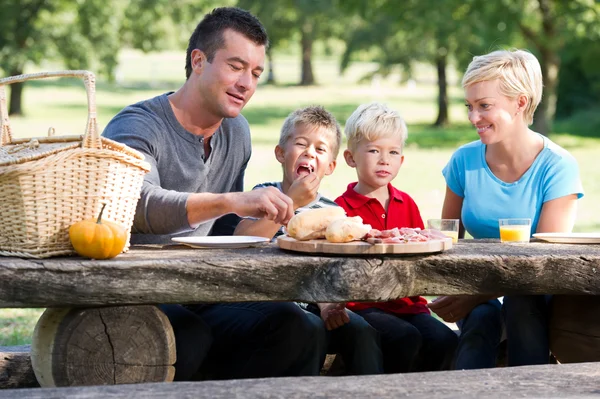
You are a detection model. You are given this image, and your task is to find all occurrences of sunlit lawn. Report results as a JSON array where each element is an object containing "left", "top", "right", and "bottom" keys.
[
  {"left": 2, "top": 50, "right": 599, "bottom": 345},
  {"left": 0, "top": 309, "right": 43, "bottom": 346}
]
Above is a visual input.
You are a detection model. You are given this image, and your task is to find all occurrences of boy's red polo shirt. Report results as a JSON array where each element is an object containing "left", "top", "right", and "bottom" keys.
[{"left": 335, "top": 182, "right": 429, "bottom": 315}]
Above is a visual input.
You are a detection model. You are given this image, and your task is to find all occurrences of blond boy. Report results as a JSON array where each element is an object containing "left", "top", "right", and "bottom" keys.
[{"left": 335, "top": 102, "right": 457, "bottom": 372}]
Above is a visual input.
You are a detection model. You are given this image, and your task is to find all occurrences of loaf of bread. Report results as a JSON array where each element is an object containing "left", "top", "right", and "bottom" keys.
[
  {"left": 286, "top": 207, "right": 346, "bottom": 241},
  {"left": 325, "top": 216, "right": 372, "bottom": 243}
]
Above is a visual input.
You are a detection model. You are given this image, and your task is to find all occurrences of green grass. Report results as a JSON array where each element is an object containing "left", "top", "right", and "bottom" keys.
[
  {"left": 2, "top": 49, "right": 599, "bottom": 345},
  {"left": 0, "top": 309, "right": 44, "bottom": 346}
]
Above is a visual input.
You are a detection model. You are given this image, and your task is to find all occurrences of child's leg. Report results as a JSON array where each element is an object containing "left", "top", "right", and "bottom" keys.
[
  {"left": 196, "top": 302, "right": 326, "bottom": 378},
  {"left": 300, "top": 305, "right": 329, "bottom": 372},
  {"left": 158, "top": 304, "right": 213, "bottom": 381},
  {"left": 455, "top": 299, "right": 503, "bottom": 369},
  {"left": 356, "top": 308, "right": 421, "bottom": 373},
  {"left": 330, "top": 309, "right": 384, "bottom": 375},
  {"left": 403, "top": 313, "right": 459, "bottom": 371},
  {"left": 503, "top": 295, "right": 551, "bottom": 366},
  {"left": 305, "top": 304, "right": 383, "bottom": 375}
]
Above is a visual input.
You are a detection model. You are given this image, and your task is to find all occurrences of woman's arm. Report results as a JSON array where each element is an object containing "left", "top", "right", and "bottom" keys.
[
  {"left": 536, "top": 194, "right": 578, "bottom": 233},
  {"left": 441, "top": 185, "right": 466, "bottom": 239}
]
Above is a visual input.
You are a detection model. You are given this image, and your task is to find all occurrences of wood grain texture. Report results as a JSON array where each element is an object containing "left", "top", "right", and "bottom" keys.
[
  {"left": 1, "top": 240, "right": 600, "bottom": 307},
  {"left": 31, "top": 306, "right": 175, "bottom": 387},
  {"left": 1, "top": 362, "right": 599, "bottom": 398},
  {"left": 277, "top": 236, "right": 452, "bottom": 254},
  {"left": 0, "top": 345, "right": 38, "bottom": 389}
]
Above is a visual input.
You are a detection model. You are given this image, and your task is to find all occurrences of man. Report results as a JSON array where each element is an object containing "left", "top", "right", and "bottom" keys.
[{"left": 103, "top": 7, "right": 323, "bottom": 380}]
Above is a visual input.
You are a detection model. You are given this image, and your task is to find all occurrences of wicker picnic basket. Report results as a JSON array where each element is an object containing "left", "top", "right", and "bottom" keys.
[{"left": 0, "top": 70, "right": 151, "bottom": 258}]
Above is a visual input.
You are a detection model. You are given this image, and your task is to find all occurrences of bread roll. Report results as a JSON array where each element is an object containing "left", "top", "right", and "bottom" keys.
[
  {"left": 326, "top": 216, "right": 372, "bottom": 243},
  {"left": 287, "top": 207, "right": 346, "bottom": 241}
]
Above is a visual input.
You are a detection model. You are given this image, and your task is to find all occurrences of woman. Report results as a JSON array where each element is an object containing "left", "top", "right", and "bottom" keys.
[{"left": 428, "top": 49, "right": 584, "bottom": 369}]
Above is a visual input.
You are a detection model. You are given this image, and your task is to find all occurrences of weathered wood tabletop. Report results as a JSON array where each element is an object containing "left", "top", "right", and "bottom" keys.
[{"left": 1, "top": 239, "right": 599, "bottom": 308}]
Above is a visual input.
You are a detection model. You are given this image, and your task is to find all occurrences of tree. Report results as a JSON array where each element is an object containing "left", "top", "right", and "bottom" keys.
[
  {"left": 237, "top": 0, "right": 345, "bottom": 86},
  {"left": 555, "top": 37, "right": 600, "bottom": 118},
  {"left": 499, "top": 0, "right": 600, "bottom": 134},
  {"left": 339, "top": 0, "right": 486, "bottom": 127},
  {"left": 0, "top": 0, "right": 124, "bottom": 115},
  {"left": 236, "top": 0, "right": 296, "bottom": 84},
  {"left": 0, "top": 0, "right": 225, "bottom": 116}
]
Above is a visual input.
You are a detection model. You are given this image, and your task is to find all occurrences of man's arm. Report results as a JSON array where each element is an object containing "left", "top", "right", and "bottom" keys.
[
  {"left": 233, "top": 173, "right": 320, "bottom": 238},
  {"left": 104, "top": 110, "right": 195, "bottom": 235},
  {"left": 187, "top": 188, "right": 295, "bottom": 229},
  {"left": 234, "top": 217, "right": 282, "bottom": 238}
]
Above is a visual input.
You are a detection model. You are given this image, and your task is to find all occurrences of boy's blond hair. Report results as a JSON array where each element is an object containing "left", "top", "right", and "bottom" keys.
[
  {"left": 279, "top": 106, "right": 342, "bottom": 158},
  {"left": 462, "top": 49, "right": 542, "bottom": 126},
  {"left": 345, "top": 102, "right": 407, "bottom": 152}
]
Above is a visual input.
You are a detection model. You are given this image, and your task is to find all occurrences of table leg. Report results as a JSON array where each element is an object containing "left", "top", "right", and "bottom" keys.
[{"left": 30, "top": 305, "right": 175, "bottom": 387}]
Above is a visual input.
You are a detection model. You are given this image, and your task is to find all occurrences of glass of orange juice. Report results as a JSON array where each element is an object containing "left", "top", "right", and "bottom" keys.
[
  {"left": 499, "top": 218, "right": 531, "bottom": 243},
  {"left": 427, "top": 219, "right": 460, "bottom": 243}
]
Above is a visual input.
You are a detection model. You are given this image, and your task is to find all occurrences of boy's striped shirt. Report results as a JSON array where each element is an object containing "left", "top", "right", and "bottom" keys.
[{"left": 252, "top": 181, "right": 339, "bottom": 310}]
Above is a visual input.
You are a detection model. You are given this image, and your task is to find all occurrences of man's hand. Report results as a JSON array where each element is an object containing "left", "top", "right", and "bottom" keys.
[
  {"left": 427, "top": 295, "right": 490, "bottom": 323},
  {"left": 318, "top": 302, "right": 350, "bottom": 331},
  {"left": 287, "top": 173, "right": 320, "bottom": 210},
  {"left": 228, "top": 187, "right": 294, "bottom": 226}
]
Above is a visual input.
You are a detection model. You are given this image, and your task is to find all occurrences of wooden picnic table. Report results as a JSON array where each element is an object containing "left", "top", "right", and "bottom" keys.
[
  {"left": 1, "top": 239, "right": 599, "bottom": 393},
  {"left": 1, "top": 239, "right": 600, "bottom": 308}
]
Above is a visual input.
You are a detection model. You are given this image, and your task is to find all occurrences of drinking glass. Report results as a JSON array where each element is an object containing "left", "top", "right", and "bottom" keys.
[
  {"left": 427, "top": 219, "right": 460, "bottom": 243},
  {"left": 499, "top": 218, "right": 532, "bottom": 243}
]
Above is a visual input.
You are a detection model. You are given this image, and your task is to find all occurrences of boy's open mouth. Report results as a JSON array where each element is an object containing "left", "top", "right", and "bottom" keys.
[{"left": 296, "top": 164, "right": 314, "bottom": 177}]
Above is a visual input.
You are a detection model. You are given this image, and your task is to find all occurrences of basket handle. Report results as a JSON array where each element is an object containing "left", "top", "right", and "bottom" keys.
[{"left": 0, "top": 70, "right": 101, "bottom": 149}]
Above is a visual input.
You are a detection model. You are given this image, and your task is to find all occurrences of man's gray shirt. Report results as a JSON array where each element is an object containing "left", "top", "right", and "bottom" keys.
[{"left": 103, "top": 93, "right": 251, "bottom": 244}]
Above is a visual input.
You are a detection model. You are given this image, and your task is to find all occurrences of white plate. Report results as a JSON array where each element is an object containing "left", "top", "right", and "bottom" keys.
[
  {"left": 532, "top": 232, "right": 600, "bottom": 244},
  {"left": 172, "top": 236, "right": 270, "bottom": 249}
]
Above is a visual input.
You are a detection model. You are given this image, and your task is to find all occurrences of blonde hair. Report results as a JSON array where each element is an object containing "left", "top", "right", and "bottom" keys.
[
  {"left": 345, "top": 102, "right": 407, "bottom": 152},
  {"left": 279, "top": 105, "right": 342, "bottom": 158},
  {"left": 462, "top": 49, "right": 543, "bottom": 125}
]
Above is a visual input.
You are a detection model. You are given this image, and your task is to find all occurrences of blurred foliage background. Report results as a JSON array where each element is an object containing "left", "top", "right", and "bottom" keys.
[{"left": 1, "top": 0, "right": 599, "bottom": 133}]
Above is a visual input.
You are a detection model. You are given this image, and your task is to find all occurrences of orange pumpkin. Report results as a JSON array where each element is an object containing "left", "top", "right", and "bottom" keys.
[{"left": 69, "top": 204, "right": 127, "bottom": 259}]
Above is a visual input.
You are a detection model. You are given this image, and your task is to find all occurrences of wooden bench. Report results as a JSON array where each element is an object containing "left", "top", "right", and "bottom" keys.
[
  {"left": 1, "top": 362, "right": 599, "bottom": 398},
  {"left": 0, "top": 346, "right": 37, "bottom": 389},
  {"left": 1, "top": 240, "right": 599, "bottom": 390}
]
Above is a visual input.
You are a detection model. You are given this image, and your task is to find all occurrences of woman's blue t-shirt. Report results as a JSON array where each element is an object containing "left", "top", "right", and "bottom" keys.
[{"left": 442, "top": 136, "right": 584, "bottom": 239}]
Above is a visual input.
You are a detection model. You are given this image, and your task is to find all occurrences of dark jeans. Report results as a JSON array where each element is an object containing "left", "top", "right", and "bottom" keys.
[
  {"left": 160, "top": 302, "right": 323, "bottom": 380},
  {"left": 158, "top": 304, "right": 213, "bottom": 381},
  {"left": 356, "top": 308, "right": 458, "bottom": 373},
  {"left": 305, "top": 304, "right": 384, "bottom": 375},
  {"left": 503, "top": 295, "right": 552, "bottom": 366},
  {"left": 455, "top": 299, "right": 503, "bottom": 370}
]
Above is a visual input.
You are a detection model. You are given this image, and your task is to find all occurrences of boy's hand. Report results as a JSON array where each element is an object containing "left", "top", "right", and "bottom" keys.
[
  {"left": 318, "top": 302, "right": 350, "bottom": 331},
  {"left": 287, "top": 173, "right": 320, "bottom": 209},
  {"left": 427, "top": 295, "right": 489, "bottom": 323}
]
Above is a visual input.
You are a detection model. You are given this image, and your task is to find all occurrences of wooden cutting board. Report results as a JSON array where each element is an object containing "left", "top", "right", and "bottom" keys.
[{"left": 276, "top": 235, "right": 452, "bottom": 255}]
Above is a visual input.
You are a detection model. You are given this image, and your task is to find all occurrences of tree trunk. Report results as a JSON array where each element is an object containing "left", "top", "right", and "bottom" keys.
[
  {"left": 8, "top": 67, "right": 24, "bottom": 116},
  {"left": 533, "top": 48, "right": 560, "bottom": 135},
  {"left": 434, "top": 53, "right": 449, "bottom": 127},
  {"left": 266, "top": 47, "right": 276, "bottom": 85},
  {"left": 300, "top": 21, "right": 315, "bottom": 86}
]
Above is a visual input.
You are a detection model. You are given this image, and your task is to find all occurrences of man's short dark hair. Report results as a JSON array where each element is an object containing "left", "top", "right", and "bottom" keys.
[{"left": 185, "top": 7, "right": 268, "bottom": 79}]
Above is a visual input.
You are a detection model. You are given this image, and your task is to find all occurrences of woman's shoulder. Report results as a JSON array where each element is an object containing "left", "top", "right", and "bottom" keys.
[
  {"left": 455, "top": 139, "right": 483, "bottom": 153},
  {"left": 448, "top": 139, "right": 483, "bottom": 163},
  {"left": 541, "top": 137, "right": 579, "bottom": 167}
]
